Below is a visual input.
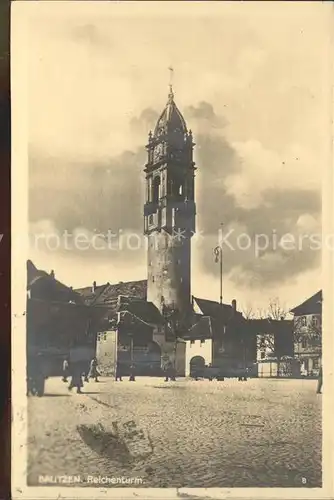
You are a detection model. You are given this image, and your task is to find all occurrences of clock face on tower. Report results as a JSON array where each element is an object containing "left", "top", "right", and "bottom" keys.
[{"left": 153, "top": 143, "right": 164, "bottom": 162}]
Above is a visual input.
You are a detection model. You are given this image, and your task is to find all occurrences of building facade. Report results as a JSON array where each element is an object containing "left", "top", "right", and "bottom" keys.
[
  {"left": 290, "top": 291, "right": 322, "bottom": 376},
  {"left": 27, "top": 260, "right": 105, "bottom": 375}
]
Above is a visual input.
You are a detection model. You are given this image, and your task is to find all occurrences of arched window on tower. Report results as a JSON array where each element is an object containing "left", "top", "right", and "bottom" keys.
[
  {"left": 152, "top": 176, "right": 161, "bottom": 204},
  {"left": 147, "top": 177, "right": 153, "bottom": 202}
]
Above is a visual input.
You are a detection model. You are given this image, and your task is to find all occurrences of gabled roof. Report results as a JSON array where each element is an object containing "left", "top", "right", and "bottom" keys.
[
  {"left": 123, "top": 299, "right": 166, "bottom": 326},
  {"left": 290, "top": 290, "right": 322, "bottom": 316},
  {"left": 193, "top": 296, "right": 240, "bottom": 321},
  {"left": 27, "top": 260, "right": 83, "bottom": 304}
]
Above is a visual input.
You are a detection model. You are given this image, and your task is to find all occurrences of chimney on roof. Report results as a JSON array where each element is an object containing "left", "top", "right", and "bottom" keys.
[
  {"left": 92, "top": 281, "right": 97, "bottom": 293},
  {"left": 50, "top": 270, "right": 55, "bottom": 279},
  {"left": 232, "top": 299, "right": 237, "bottom": 314}
]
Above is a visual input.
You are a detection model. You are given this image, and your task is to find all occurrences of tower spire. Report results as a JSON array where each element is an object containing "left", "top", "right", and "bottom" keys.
[{"left": 168, "top": 66, "right": 174, "bottom": 101}]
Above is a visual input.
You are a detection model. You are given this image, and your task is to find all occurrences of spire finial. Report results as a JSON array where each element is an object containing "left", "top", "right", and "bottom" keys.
[{"left": 168, "top": 66, "right": 174, "bottom": 100}]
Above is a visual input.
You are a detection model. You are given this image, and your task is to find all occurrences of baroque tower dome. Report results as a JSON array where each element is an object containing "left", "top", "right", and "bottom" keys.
[{"left": 153, "top": 86, "right": 187, "bottom": 138}]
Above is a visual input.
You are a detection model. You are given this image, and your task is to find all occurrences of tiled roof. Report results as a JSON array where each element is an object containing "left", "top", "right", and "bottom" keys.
[
  {"left": 125, "top": 300, "right": 165, "bottom": 325},
  {"left": 183, "top": 315, "right": 213, "bottom": 340},
  {"left": 75, "top": 280, "right": 147, "bottom": 306},
  {"left": 193, "top": 297, "right": 241, "bottom": 321},
  {"left": 76, "top": 279, "right": 164, "bottom": 326},
  {"left": 247, "top": 318, "right": 293, "bottom": 335},
  {"left": 290, "top": 290, "right": 322, "bottom": 316}
]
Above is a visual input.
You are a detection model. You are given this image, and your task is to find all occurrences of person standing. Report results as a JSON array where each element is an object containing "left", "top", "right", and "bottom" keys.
[
  {"left": 129, "top": 363, "right": 136, "bottom": 381},
  {"left": 316, "top": 364, "right": 323, "bottom": 394},
  {"left": 62, "top": 358, "right": 69, "bottom": 382},
  {"left": 88, "top": 357, "right": 100, "bottom": 382}
]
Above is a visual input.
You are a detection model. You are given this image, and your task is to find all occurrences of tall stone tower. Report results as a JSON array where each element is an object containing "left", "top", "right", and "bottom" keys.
[{"left": 144, "top": 86, "right": 196, "bottom": 317}]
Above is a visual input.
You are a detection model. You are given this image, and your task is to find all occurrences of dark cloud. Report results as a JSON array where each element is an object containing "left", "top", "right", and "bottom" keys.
[
  {"left": 29, "top": 101, "right": 321, "bottom": 288},
  {"left": 29, "top": 148, "right": 146, "bottom": 235},
  {"left": 185, "top": 101, "right": 227, "bottom": 129}
]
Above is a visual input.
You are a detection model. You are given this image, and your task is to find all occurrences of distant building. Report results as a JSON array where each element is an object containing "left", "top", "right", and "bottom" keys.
[
  {"left": 290, "top": 290, "right": 322, "bottom": 376},
  {"left": 182, "top": 301, "right": 294, "bottom": 377}
]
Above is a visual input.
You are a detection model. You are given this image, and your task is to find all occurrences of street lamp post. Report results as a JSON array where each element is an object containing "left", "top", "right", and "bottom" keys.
[
  {"left": 214, "top": 224, "right": 224, "bottom": 369},
  {"left": 214, "top": 223, "right": 224, "bottom": 307}
]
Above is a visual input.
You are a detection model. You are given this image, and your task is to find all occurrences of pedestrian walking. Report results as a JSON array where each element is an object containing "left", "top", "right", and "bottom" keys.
[
  {"left": 164, "top": 361, "right": 173, "bottom": 381},
  {"left": 62, "top": 358, "right": 69, "bottom": 382},
  {"left": 316, "top": 365, "right": 323, "bottom": 394},
  {"left": 68, "top": 363, "right": 84, "bottom": 394},
  {"left": 88, "top": 357, "right": 100, "bottom": 382}
]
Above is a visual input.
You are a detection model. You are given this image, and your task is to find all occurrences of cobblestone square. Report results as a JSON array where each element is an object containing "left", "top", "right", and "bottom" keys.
[{"left": 27, "top": 377, "right": 321, "bottom": 488}]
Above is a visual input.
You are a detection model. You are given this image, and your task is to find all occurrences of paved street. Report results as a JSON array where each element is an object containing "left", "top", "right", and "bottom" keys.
[{"left": 27, "top": 376, "right": 321, "bottom": 488}]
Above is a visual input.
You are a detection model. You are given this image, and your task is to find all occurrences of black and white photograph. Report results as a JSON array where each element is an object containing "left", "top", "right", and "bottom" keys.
[{"left": 11, "top": 1, "right": 333, "bottom": 498}]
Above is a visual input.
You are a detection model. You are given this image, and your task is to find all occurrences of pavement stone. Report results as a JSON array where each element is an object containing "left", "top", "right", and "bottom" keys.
[{"left": 27, "top": 376, "right": 322, "bottom": 488}]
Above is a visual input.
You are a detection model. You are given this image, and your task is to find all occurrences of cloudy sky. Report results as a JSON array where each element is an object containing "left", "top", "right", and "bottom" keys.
[{"left": 19, "top": 1, "right": 331, "bottom": 312}]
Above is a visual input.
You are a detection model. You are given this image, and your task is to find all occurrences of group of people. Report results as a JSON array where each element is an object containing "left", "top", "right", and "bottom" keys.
[
  {"left": 63, "top": 358, "right": 137, "bottom": 392},
  {"left": 62, "top": 357, "right": 100, "bottom": 394}
]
